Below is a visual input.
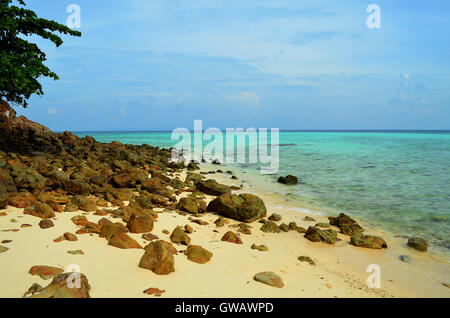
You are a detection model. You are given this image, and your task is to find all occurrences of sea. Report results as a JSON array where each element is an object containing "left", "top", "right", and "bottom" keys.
[{"left": 73, "top": 130, "right": 450, "bottom": 253}]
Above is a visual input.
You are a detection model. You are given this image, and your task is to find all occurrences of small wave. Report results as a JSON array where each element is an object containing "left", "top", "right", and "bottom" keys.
[{"left": 272, "top": 206, "right": 326, "bottom": 216}]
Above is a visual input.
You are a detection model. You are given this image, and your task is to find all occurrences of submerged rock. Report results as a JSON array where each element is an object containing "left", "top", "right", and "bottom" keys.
[
  {"left": 253, "top": 272, "right": 284, "bottom": 288},
  {"left": 277, "top": 175, "right": 298, "bottom": 185},
  {"left": 407, "top": 237, "right": 428, "bottom": 252},
  {"left": 207, "top": 193, "right": 267, "bottom": 223},
  {"left": 305, "top": 226, "right": 337, "bottom": 244}
]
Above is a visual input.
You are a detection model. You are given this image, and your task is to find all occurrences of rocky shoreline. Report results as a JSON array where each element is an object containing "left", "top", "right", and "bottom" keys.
[{"left": 0, "top": 101, "right": 448, "bottom": 298}]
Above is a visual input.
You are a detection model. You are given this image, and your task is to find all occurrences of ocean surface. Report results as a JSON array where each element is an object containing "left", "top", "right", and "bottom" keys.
[{"left": 74, "top": 131, "right": 450, "bottom": 253}]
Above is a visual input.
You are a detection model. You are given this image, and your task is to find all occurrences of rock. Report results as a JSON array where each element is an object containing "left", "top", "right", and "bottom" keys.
[
  {"left": 260, "top": 220, "right": 280, "bottom": 233},
  {"left": 298, "top": 256, "right": 316, "bottom": 265},
  {"left": 68, "top": 250, "right": 84, "bottom": 255},
  {"left": 207, "top": 193, "right": 267, "bottom": 223},
  {"left": 185, "top": 245, "right": 213, "bottom": 264},
  {"left": 142, "top": 233, "right": 159, "bottom": 241},
  {"left": 268, "top": 213, "right": 282, "bottom": 222},
  {"left": 315, "top": 223, "right": 330, "bottom": 228},
  {"left": 25, "top": 272, "right": 91, "bottom": 298},
  {"left": 303, "top": 216, "right": 315, "bottom": 222},
  {"left": 184, "top": 224, "right": 194, "bottom": 234},
  {"left": 100, "top": 223, "right": 128, "bottom": 241},
  {"left": 251, "top": 244, "right": 269, "bottom": 251},
  {"left": 39, "top": 219, "right": 54, "bottom": 229},
  {"left": 407, "top": 237, "right": 428, "bottom": 252},
  {"left": 253, "top": 272, "right": 284, "bottom": 288},
  {"left": 138, "top": 240, "right": 175, "bottom": 275},
  {"left": 71, "top": 215, "right": 88, "bottom": 226},
  {"left": 0, "top": 245, "right": 9, "bottom": 253},
  {"left": 187, "top": 162, "right": 199, "bottom": 171},
  {"left": 221, "top": 231, "right": 242, "bottom": 244},
  {"left": 29, "top": 265, "right": 64, "bottom": 280},
  {"left": 64, "top": 232, "right": 78, "bottom": 241},
  {"left": 214, "top": 217, "right": 226, "bottom": 227},
  {"left": 170, "top": 226, "right": 191, "bottom": 245},
  {"left": 141, "top": 177, "right": 164, "bottom": 193},
  {"left": 328, "top": 213, "right": 364, "bottom": 236},
  {"left": 64, "top": 180, "right": 92, "bottom": 196},
  {"left": 178, "top": 197, "right": 199, "bottom": 214},
  {"left": 127, "top": 213, "right": 154, "bottom": 233},
  {"left": 305, "top": 226, "right": 337, "bottom": 244},
  {"left": 70, "top": 196, "right": 96, "bottom": 212},
  {"left": 277, "top": 175, "right": 298, "bottom": 185},
  {"left": 108, "top": 232, "right": 142, "bottom": 249},
  {"left": 399, "top": 255, "right": 411, "bottom": 263},
  {"left": 22, "top": 283, "right": 43, "bottom": 298},
  {"left": 196, "top": 179, "right": 231, "bottom": 196},
  {"left": 350, "top": 233, "right": 387, "bottom": 249},
  {"left": 8, "top": 193, "right": 36, "bottom": 208},
  {"left": 84, "top": 222, "right": 101, "bottom": 234},
  {"left": 0, "top": 184, "right": 8, "bottom": 208},
  {"left": 279, "top": 224, "right": 290, "bottom": 232},
  {"left": 143, "top": 287, "right": 166, "bottom": 297},
  {"left": 24, "top": 203, "right": 55, "bottom": 219},
  {"left": 288, "top": 222, "right": 298, "bottom": 231}
]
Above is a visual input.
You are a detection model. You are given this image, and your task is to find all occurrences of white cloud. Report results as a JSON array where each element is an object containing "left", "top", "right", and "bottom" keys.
[
  {"left": 47, "top": 108, "right": 59, "bottom": 115},
  {"left": 227, "top": 91, "right": 260, "bottom": 108}
]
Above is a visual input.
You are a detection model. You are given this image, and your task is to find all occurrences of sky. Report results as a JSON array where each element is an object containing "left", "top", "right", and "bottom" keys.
[{"left": 13, "top": 0, "right": 450, "bottom": 131}]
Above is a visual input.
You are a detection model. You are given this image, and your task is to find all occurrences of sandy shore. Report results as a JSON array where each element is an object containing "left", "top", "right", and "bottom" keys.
[{"left": 0, "top": 164, "right": 449, "bottom": 298}]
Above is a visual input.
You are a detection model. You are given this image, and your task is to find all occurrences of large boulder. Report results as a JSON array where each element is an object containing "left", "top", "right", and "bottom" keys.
[
  {"left": 138, "top": 240, "right": 176, "bottom": 275},
  {"left": 350, "top": 233, "right": 387, "bottom": 249},
  {"left": 304, "top": 226, "right": 337, "bottom": 244},
  {"left": 329, "top": 213, "right": 364, "bottom": 236},
  {"left": 207, "top": 193, "right": 267, "bottom": 223},
  {"left": 196, "top": 179, "right": 231, "bottom": 196}
]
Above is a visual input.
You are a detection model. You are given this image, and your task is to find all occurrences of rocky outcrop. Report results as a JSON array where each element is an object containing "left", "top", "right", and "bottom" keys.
[
  {"left": 207, "top": 193, "right": 267, "bottom": 223},
  {"left": 0, "top": 101, "right": 64, "bottom": 154}
]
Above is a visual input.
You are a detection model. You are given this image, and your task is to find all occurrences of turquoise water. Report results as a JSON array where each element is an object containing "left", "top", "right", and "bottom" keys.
[{"left": 74, "top": 131, "right": 450, "bottom": 252}]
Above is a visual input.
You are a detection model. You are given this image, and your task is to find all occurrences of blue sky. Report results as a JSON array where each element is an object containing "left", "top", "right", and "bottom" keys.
[{"left": 14, "top": 0, "right": 450, "bottom": 131}]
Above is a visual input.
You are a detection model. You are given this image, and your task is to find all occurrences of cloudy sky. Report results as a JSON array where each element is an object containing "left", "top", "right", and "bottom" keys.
[{"left": 15, "top": 0, "right": 450, "bottom": 131}]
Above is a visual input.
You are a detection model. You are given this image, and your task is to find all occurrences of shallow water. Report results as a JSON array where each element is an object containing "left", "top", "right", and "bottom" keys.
[{"left": 74, "top": 130, "right": 450, "bottom": 253}]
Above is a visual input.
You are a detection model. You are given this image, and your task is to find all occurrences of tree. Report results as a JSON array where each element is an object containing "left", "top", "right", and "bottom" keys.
[{"left": 0, "top": 0, "right": 81, "bottom": 108}]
